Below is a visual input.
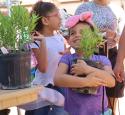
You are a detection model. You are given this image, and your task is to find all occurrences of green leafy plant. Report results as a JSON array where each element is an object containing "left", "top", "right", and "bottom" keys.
[
  {"left": 79, "top": 27, "right": 104, "bottom": 59},
  {"left": 0, "top": 5, "right": 39, "bottom": 51},
  {"left": 72, "top": 27, "right": 105, "bottom": 94}
]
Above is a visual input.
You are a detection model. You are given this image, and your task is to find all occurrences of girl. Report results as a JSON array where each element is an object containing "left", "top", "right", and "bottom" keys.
[
  {"left": 75, "top": 1, "right": 125, "bottom": 114},
  {"left": 54, "top": 12, "right": 115, "bottom": 115},
  {"left": 23, "top": 1, "right": 68, "bottom": 115}
]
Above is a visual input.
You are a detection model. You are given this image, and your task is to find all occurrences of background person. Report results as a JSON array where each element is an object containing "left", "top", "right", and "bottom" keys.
[{"left": 114, "top": 26, "right": 125, "bottom": 82}]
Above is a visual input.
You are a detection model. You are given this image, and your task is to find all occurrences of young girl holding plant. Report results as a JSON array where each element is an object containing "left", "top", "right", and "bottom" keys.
[{"left": 54, "top": 12, "right": 115, "bottom": 115}]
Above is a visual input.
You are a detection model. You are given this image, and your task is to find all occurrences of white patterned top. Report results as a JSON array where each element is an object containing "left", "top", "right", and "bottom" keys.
[{"left": 75, "top": 1, "right": 125, "bottom": 34}]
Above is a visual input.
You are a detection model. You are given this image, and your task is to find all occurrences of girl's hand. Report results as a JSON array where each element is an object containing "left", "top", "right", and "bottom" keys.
[
  {"left": 107, "top": 39, "right": 117, "bottom": 49},
  {"left": 100, "top": 29, "right": 117, "bottom": 48},
  {"left": 114, "top": 62, "right": 125, "bottom": 82},
  {"left": 71, "top": 60, "right": 90, "bottom": 75},
  {"left": 86, "top": 73, "right": 106, "bottom": 87},
  {"left": 31, "top": 31, "right": 45, "bottom": 42},
  {"left": 101, "top": 29, "right": 116, "bottom": 40}
]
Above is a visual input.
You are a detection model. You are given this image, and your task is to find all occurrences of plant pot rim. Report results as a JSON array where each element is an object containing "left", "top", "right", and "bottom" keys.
[{"left": 0, "top": 50, "right": 31, "bottom": 57}]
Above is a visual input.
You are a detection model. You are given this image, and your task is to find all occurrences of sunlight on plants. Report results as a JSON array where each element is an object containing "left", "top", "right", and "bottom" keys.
[
  {"left": 0, "top": 5, "right": 39, "bottom": 51},
  {"left": 79, "top": 27, "right": 104, "bottom": 59}
]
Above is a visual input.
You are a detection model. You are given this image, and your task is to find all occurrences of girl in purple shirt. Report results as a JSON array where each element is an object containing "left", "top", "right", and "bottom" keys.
[{"left": 54, "top": 12, "right": 115, "bottom": 115}]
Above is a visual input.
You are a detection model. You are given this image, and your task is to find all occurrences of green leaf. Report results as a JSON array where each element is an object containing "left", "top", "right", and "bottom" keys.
[
  {"left": 0, "top": 5, "right": 39, "bottom": 51},
  {"left": 79, "top": 27, "right": 104, "bottom": 59}
]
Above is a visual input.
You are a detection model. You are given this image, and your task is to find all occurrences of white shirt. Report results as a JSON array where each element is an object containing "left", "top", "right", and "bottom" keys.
[{"left": 30, "top": 33, "right": 64, "bottom": 86}]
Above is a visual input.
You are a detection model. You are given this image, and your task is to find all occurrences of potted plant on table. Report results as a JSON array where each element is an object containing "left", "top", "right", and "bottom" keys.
[
  {"left": 72, "top": 27, "right": 105, "bottom": 94},
  {"left": 0, "top": 5, "right": 38, "bottom": 89}
]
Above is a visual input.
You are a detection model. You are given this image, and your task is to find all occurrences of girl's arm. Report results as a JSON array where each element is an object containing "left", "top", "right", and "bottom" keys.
[
  {"left": 86, "top": 65, "right": 115, "bottom": 87},
  {"left": 54, "top": 63, "right": 106, "bottom": 88},
  {"left": 32, "top": 32, "right": 48, "bottom": 73},
  {"left": 71, "top": 60, "right": 115, "bottom": 87}
]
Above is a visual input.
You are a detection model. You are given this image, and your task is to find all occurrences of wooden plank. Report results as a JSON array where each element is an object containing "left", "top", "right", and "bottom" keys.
[{"left": 0, "top": 86, "right": 43, "bottom": 110}]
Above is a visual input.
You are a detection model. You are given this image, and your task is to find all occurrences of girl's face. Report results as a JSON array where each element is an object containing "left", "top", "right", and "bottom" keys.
[
  {"left": 46, "top": 8, "right": 61, "bottom": 30},
  {"left": 68, "top": 22, "right": 91, "bottom": 49}
]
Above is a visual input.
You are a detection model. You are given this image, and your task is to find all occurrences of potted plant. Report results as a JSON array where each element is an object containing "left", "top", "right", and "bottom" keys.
[
  {"left": 0, "top": 5, "right": 38, "bottom": 89},
  {"left": 72, "top": 27, "right": 104, "bottom": 94}
]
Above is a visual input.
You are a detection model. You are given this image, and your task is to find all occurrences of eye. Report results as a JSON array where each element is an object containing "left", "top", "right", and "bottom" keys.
[
  {"left": 70, "top": 31, "right": 75, "bottom": 36},
  {"left": 80, "top": 29, "right": 83, "bottom": 35}
]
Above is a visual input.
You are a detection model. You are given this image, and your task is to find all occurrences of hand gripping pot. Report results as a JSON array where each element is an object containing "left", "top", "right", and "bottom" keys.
[{"left": 71, "top": 58, "right": 104, "bottom": 95}]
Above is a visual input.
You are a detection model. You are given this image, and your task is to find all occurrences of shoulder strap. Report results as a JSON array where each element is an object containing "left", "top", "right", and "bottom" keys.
[{"left": 34, "top": 41, "right": 39, "bottom": 48}]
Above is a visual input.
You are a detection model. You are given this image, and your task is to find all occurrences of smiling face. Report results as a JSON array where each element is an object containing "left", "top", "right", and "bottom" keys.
[{"left": 68, "top": 22, "right": 92, "bottom": 50}]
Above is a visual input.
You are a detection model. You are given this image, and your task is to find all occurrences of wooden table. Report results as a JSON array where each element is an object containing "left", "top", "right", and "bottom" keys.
[{"left": 0, "top": 86, "right": 43, "bottom": 110}]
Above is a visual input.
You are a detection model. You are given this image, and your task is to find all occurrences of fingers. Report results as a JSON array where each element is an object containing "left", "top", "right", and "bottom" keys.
[
  {"left": 114, "top": 70, "right": 124, "bottom": 82},
  {"left": 100, "top": 29, "right": 116, "bottom": 39},
  {"left": 71, "top": 65, "right": 81, "bottom": 75},
  {"left": 71, "top": 64, "right": 80, "bottom": 70},
  {"left": 121, "top": 72, "right": 125, "bottom": 81},
  {"left": 32, "top": 36, "right": 44, "bottom": 41},
  {"left": 77, "top": 60, "right": 83, "bottom": 63},
  {"left": 71, "top": 64, "right": 77, "bottom": 68},
  {"left": 77, "top": 60, "right": 86, "bottom": 65},
  {"left": 34, "top": 31, "right": 41, "bottom": 35},
  {"left": 31, "top": 31, "right": 44, "bottom": 41},
  {"left": 93, "top": 78, "right": 106, "bottom": 87},
  {"left": 91, "top": 77, "right": 105, "bottom": 87},
  {"left": 71, "top": 67, "right": 76, "bottom": 75},
  {"left": 100, "top": 29, "right": 106, "bottom": 32},
  {"left": 117, "top": 72, "right": 125, "bottom": 82},
  {"left": 32, "top": 31, "right": 41, "bottom": 36},
  {"left": 86, "top": 74, "right": 106, "bottom": 87}
]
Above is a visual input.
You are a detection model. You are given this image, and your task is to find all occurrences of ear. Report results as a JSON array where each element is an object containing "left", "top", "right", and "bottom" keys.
[{"left": 41, "top": 17, "right": 49, "bottom": 26}]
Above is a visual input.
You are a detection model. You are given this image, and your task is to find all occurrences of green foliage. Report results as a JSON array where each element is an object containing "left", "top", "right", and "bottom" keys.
[
  {"left": 79, "top": 27, "right": 104, "bottom": 59},
  {"left": 0, "top": 12, "right": 17, "bottom": 50},
  {"left": 0, "top": 5, "right": 39, "bottom": 51}
]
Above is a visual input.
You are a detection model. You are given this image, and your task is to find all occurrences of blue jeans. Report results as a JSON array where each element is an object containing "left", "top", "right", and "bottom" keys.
[
  {"left": 101, "top": 109, "right": 112, "bottom": 115},
  {"left": 25, "top": 105, "right": 69, "bottom": 115}
]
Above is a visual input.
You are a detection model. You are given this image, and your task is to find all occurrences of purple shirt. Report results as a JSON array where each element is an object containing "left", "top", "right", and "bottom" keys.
[{"left": 59, "top": 53, "right": 111, "bottom": 115}]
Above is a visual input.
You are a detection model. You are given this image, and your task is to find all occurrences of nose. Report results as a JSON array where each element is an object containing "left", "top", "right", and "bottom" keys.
[{"left": 75, "top": 32, "right": 81, "bottom": 38}]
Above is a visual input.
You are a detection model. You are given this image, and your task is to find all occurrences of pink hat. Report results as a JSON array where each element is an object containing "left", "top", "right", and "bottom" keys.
[{"left": 65, "top": 11, "right": 94, "bottom": 28}]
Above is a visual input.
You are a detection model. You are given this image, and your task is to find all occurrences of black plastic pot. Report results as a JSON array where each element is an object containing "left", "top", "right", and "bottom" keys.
[
  {"left": 71, "top": 58, "right": 103, "bottom": 94},
  {"left": 0, "top": 51, "right": 31, "bottom": 89}
]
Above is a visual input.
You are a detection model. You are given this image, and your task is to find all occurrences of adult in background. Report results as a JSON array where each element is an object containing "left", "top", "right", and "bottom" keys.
[
  {"left": 114, "top": 26, "right": 125, "bottom": 82},
  {"left": 75, "top": 0, "right": 125, "bottom": 115}
]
